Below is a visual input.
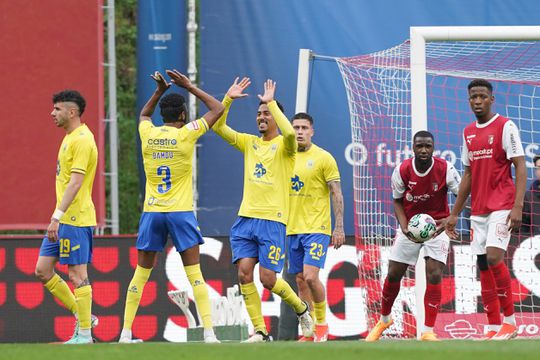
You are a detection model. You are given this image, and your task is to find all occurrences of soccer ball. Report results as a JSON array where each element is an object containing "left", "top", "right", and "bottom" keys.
[{"left": 407, "top": 213, "right": 437, "bottom": 242}]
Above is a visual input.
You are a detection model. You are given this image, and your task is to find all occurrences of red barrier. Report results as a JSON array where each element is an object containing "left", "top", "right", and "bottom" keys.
[{"left": 0, "top": 0, "right": 105, "bottom": 229}]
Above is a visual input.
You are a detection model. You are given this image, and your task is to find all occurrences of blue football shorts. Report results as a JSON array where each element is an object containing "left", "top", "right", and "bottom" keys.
[
  {"left": 39, "top": 224, "right": 94, "bottom": 265},
  {"left": 137, "top": 211, "right": 204, "bottom": 252},
  {"left": 230, "top": 216, "right": 286, "bottom": 272},
  {"left": 287, "top": 233, "right": 331, "bottom": 274}
]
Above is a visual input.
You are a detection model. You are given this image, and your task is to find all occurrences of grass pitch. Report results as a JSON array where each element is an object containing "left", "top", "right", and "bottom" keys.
[{"left": 1, "top": 340, "right": 540, "bottom": 360}]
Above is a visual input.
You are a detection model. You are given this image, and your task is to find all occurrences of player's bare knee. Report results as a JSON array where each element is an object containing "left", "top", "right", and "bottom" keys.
[
  {"left": 34, "top": 266, "right": 53, "bottom": 283},
  {"left": 259, "top": 272, "right": 276, "bottom": 290},
  {"left": 486, "top": 254, "right": 503, "bottom": 267},
  {"left": 237, "top": 269, "right": 254, "bottom": 284},
  {"left": 386, "top": 269, "right": 403, "bottom": 283},
  {"left": 427, "top": 271, "right": 442, "bottom": 285},
  {"left": 304, "top": 272, "right": 319, "bottom": 289}
]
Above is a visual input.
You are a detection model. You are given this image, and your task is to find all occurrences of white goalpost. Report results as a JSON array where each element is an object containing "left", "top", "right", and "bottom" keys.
[{"left": 296, "top": 26, "right": 540, "bottom": 339}]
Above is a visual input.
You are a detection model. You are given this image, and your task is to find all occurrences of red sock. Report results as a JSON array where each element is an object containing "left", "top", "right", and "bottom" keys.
[
  {"left": 424, "top": 283, "right": 441, "bottom": 327},
  {"left": 381, "top": 278, "right": 401, "bottom": 316},
  {"left": 489, "top": 261, "right": 514, "bottom": 317},
  {"left": 480, "top": 269, "right": 501, "bottom": 325}
]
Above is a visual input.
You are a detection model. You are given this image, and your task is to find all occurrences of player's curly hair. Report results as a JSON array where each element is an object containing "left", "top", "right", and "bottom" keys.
[
  {"left": 159, "top": 93, "right": 187, "bottom": 123},
  {"left": 52, "top": 90, "right": 86, "bottom": 116},
  {"left": 468, "top": 78, "right": 493, "bottom": 93}
]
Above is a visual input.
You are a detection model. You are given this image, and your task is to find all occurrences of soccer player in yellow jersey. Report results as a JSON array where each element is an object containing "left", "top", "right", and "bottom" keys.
[
  {"left": 35, "top": 90, "right": 98, "bottom": 344},
  {"left": 118, "top": 70, "right": 224, "bottom": 344},
  {"left": 287, "top": 112, "right": 344, "bottom": 342},
  {"left": 213, "top": 78, "right": 313, "bottom": 342}
]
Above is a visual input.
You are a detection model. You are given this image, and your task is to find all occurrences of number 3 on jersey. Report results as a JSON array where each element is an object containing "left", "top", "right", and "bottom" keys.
[{"left": 157, "top": 165, "right": 171, "bottom": 193}]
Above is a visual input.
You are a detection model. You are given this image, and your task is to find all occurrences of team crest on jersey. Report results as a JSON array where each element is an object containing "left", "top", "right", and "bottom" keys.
[
  {"left": 307, "top": 160, "right": 314, "bottom": 168},
  {"left": 432, "top": 182, "right": 438, "bottom": 191},
  {"left": 254, "top": 162, "right": 267, "bottom": 178},
  {"left": 253, "top": 143, "right": 258, "bottom": 150},
  {"left": 271, "top": 144, "right": 277, "bottom": 151},
  {"left": 291, "top": 174, "right": 304, "bottom": 192},
  {"left": 487, "top": 135, "right": 494, "bottom": 144}
]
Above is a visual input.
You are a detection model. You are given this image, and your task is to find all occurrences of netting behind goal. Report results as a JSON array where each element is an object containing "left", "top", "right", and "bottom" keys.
[{"left": 337, "top": 40, "right": 540, "bottom": 339}]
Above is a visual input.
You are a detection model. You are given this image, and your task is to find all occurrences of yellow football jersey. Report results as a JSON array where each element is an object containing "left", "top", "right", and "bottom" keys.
[
  {"left": 139, "top": 118, "right": 208, "bottom": 212},
  {"left": 213, "top": 98, "right": 296, "bottom": 224},
  {"left": 287, "top": 144, "right": 340, "bottom": 235},
  {"left": 56, "top": 124, "right": 97, "bottom": 226}
]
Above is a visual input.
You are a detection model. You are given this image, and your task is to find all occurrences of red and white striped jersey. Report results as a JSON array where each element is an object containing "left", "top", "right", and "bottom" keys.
[
  {"left": 392, "top": 157, "right": 460, "bottom": 221},
  {"left": 461, "top": 114, "right": 524, "bottom": 215}
]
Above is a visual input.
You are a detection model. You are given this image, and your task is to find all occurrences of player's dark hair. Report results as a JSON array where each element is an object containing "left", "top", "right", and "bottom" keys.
[
  {"left": 468, "top": 79, "right": 493, "bottom": 93},
  {"left": 52, "top": 90, "right": 86, "bottom": 116},
  {"left": 413, "top": 130, "right": 434, "bottom": 142},
  {"left": 292, "top": 112, "right": 313, "bottom": 125},
  {"left": 159, "top": 93, "right": 187, "bottom": 123},
  {"left": 259, "top": 100, "right": 284, "bottom": 113}
]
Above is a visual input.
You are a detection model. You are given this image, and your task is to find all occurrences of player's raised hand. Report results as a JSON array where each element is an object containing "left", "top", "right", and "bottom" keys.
[
  {"left": 257, "top": 79, "right": 276, "bottom": 104},
  {"left": 331, "top": 226, "right": 345, "bottom": 249},
  {"left": 227, "top": 77, "right": 251, "bottom": 99},
  {"left": 150, "top": 71, "right": 171, "bottom": 93},
  {"left": 444, "top": 214, "right": 459, "bottom": 240},
  {"left": 166, "top": 69, "right": 194, "bottom": 90}
]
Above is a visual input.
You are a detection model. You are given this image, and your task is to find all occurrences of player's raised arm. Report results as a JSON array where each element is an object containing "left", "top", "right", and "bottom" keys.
[
  {"left": 166, "top": 69, "right": 224, "bottom": 127},
  {"left": 258, "top": 79, "right": 296, "bottom": 153},
  {"left": 213, "top": 77, "right": 251, "bottom": 144},
  {"left": 139, "top": 71, "right": 171, "bottom": 123}
]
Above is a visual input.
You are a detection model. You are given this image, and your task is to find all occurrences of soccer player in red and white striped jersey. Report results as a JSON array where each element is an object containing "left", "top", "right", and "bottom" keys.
[
  {"left": 366, "top": 131, "right": 460, "bottom": 342},
  {"left": 446, "top": 79, "right": 527, "bottom": 340}
]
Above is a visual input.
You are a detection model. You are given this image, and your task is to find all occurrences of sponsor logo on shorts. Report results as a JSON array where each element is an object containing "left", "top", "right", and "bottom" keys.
[{"left": 496, "top": 223, "right": 509, "bottom": 238}]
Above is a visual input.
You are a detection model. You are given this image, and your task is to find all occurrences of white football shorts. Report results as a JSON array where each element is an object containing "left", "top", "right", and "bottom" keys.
[
  {"left": 470, "top": 209, "right": 512, "bottom": 255},
  {"left": 389, "top": 228, "right": 450, "bottom": 266}
]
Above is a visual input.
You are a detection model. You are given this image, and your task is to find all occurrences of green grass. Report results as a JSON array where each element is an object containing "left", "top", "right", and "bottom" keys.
[{"left": 1, "top": 340, "right": 540, "bottom": 360}]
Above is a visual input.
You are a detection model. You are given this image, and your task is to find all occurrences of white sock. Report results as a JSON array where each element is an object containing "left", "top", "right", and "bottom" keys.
[
  {"left": 423, "top": 326, "right": 433, "bottom": 333},
  {"left": 120, "top": 328, "right": 132, "bottom": 339},
  {"left": 79, "top": 328, "right": 91, "bottom": 337},
  {"left": 504, "top": 315, "right": 516, "bottom": 326},
  {"left": 381, "top": 315, "right": 391, "bottom": 324},
  {"left": 204, "top": 328, "right": 216, "bottom": 338},
  {"left": 487, "top": 324, "right": 500, "bottom": 332}
]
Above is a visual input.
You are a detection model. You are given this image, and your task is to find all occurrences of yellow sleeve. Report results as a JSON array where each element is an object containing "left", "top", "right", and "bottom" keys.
[
  {"left": 138, "top": 120, "right": 153, "bottom": 141},
  {"left": 213, "top": 96, "right": 246, "bottom": 152},
  {"left": 71, "top": 137, "right": 94, "bottom": 175},
  {"left": 183, "top": 118, "right": 209, "bottom": 142},
  {"left": 324, "top": 153, "right": 341, "bottom": 183},
  {"left": 267, "top": 100, "right": 296, "bottom": 155}
]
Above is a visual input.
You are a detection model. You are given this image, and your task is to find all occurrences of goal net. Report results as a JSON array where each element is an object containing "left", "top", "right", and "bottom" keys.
[{"left": 337, "top": 39, "right": 540, "bottom": 339}]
